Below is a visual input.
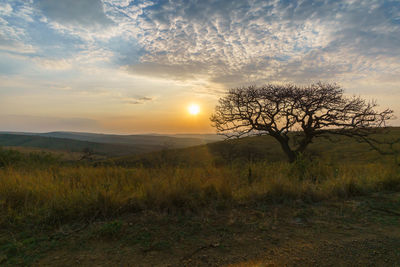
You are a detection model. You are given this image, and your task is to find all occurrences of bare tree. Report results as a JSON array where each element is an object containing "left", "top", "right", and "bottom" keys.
[{"left": 210, "top": 82, "right": 393, "bottom": 162}]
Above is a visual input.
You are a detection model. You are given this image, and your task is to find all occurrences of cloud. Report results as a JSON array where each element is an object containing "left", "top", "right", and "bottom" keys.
[
  {"left": 115, "top": 0, "right": 400, "bottom": 92},
  {"left": 1, "top": 1, "right": 399, "bottom": 102},
  {"left": 127, "top": 61, "right": 209, "bottom": 81},
  {"left": 70, "top": 88, "right": 155, "bottom": 105},
  {"left": 0, "top": 4, "right": 36, "bottom": 55},
  {"left": 35, "top": 0, "right": 113, "bottom": 27},
  {"left": 123, "top": 0, "right": 334, "bottom": 81},
  {"left": 0, "top": 3, "right": 13, "bottom": 16},
  {"left": 2, "top": 0, "right": 399, "bottom": 90},
  {"left": 120, "top": 95, "right": 154, "bottom": 104}
]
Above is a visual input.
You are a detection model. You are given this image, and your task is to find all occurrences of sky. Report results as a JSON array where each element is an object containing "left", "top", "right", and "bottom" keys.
[{"left": 0, "top": 0, "right": 399, "bottom": 134}]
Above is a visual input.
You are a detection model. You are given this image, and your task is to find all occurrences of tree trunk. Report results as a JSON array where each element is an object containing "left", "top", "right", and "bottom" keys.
[
  {"left": 276, "top": 137, "right": 297, "bottom": 163},
  {"left": 296, "top": 133, "right": 313, "bottom": 155}
]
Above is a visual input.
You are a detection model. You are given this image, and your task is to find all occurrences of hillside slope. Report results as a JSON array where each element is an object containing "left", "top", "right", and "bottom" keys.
[
  {"left": 111, "top": 127, "right": 400, "bottom": 166},
  {"left": 0, "top": 131, "right": 220, "bottom": 146},
  {"left": 0, "top": 134, "right": 165, "bottom": 157},
  {"left": 36, "top": 131, "right": 216, "bottom": 147},
  {"left": 0, "top": 132, "right": 222, "bottom": 157}
]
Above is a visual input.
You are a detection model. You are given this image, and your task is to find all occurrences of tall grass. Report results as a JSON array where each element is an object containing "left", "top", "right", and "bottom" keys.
[{"left": 1, "top": 159, "right": 399, "bottom": 228}]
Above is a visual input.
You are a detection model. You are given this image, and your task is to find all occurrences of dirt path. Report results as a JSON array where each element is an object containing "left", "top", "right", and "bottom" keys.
[{"left": 14, "top": 193, "right": 400, "bottom": 266}]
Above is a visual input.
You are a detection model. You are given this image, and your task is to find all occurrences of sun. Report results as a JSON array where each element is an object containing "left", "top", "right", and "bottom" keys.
[{"left": 188, "top": 104, "right": 200, "bottom": 115}]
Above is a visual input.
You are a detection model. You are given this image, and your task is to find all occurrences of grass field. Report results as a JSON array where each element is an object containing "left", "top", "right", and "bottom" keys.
[
  {"left": 0, "top": 128, "right": 399, "bottom": 265},
  {"left": 1, "top": 161, "right": 399, "bottom": 228}
]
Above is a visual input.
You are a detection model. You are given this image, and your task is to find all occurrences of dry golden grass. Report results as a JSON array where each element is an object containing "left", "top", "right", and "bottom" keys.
[{"left": 1, "top": 160, "right": 399, "bottom": 227}]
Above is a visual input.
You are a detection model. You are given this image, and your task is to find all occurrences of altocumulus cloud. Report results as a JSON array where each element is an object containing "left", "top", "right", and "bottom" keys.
[
  {"left": 124, "top": 0, "right": 400, "bottom": 88},
  {"left": 1, "top": 0, "right": 400, "bottom": 92}
]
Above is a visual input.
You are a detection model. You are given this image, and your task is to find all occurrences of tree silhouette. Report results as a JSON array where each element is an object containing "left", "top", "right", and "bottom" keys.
[{"left": 210, "top": 82, "right": 393, "bottom": 162}]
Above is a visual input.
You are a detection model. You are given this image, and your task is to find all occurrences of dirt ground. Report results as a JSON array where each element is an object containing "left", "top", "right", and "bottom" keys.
[{"left": 6, "top": 192, "right": 400, "bottom": 266}]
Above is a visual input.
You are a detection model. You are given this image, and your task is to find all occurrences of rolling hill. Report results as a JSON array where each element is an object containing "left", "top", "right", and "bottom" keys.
[
  {"left": 0, "top": 134, "right": 150, "bottom": 157},
  {"left": 34, "top": 131, "right": 221, "bottom": 146},
  {"left": 0, "top": 131, "right": 222, "bottom": 157},
  {"left": 1, "top": 128, "right": 399, "bottom": 162}
]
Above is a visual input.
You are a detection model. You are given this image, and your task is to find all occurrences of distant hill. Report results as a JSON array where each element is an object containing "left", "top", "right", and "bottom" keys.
[
  {"left": 0, "top": 134, "right": 168, "bottom": 157},
  {"left": 0, "top": 131, "right": 222, "bottom": 157},
  {"left": 0, "top": 131, "right": 220, "bottom": 146},
  {"left": 3, "top": 128, "right": 398, "bottom": 163}
]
